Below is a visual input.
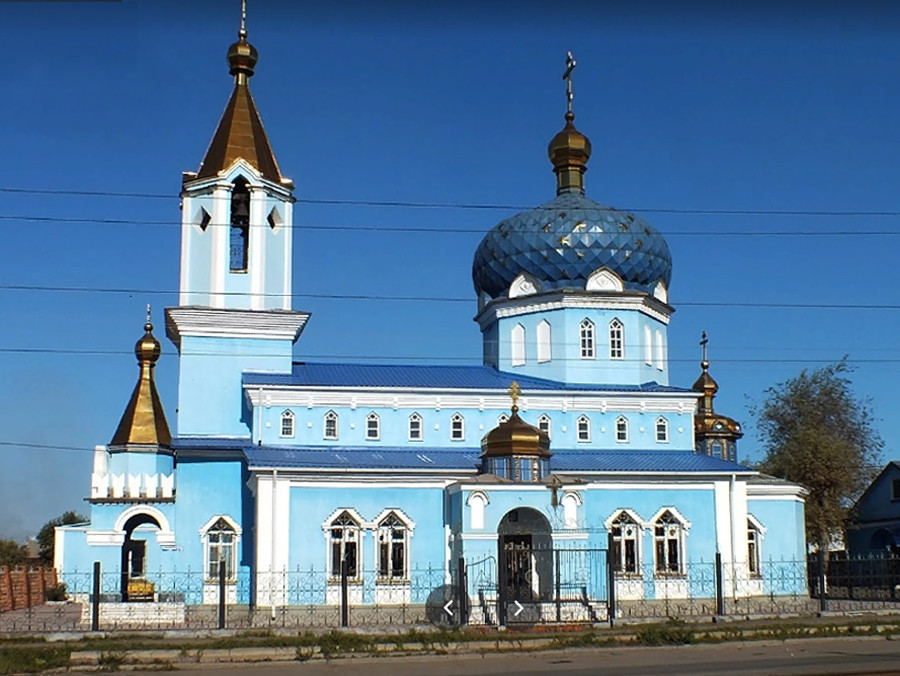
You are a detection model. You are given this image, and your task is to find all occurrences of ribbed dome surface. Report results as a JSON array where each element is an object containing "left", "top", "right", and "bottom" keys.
[{"left": 472, "top": 191, "right": 672, "bottom": 299}]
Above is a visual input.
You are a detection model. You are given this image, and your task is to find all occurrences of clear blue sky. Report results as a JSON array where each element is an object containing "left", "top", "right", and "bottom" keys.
[{"left": 2, "top": 0, "right": 899, "bottom": 540}]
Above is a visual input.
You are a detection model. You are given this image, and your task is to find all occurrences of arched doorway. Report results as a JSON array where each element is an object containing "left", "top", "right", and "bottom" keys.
[
  {"left": 497, "top": 508, "right": 552, "bottom": 604},
  {"left": 120, "top": 513, "right": 161, "bottom": 601}
]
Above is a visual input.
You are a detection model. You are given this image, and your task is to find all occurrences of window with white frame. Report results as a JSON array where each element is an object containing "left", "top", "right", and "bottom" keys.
[
  {"left": 654, "top": 510, "right": 686, "bottom": 575},
  {"left": 366, "top": 412, "right": 380, "bottom": 440},
  {"left": 376, "top": 512, "right": 409, "bottom": 581},
  {"left": 644, "top": 324, "right": 653, "bottom": 365},
  {"left": 655, "top": 416, "right": 669, "bottom": 443},
  {"left": 408, "top": 413, "right": 423, "bottom": 441},
  {"left": 202, "top": 517, "right": 238, "bottom": 581},
  {"left": 609, "top": 318, "right": 624, "bottom": 359},
  {"left": 538, "top": 414, "right": 551, "bottom": 438},
  {"left": 655, "top": 328, "right": 665, "bottom": 370},
  {"left": 327, "top": 511, "right": 360, "bottom": 580},
  {"left": 610, "top": 511, "right": 640, "bottom": 574},
  {"left": 324, "top": 410, "right": 339, "bottom": 440},
  {"left": 580, "top": 319, "right": 595, "bottom": 359},
  {"left": 748, "top": 518, "right": 763, "bottom": 577},
  {"left": 280, "top": 410, "right": 295, "bottom": 438},
  {"left": 450, "top": 413, "right": 465, "bottom": 441},
  {"left": 536, "top": 320, "right": 551, "bottom": 363},
  {"left": 615, "top": 416, "right": 629, "bottom": 443},
  {"left": 511, "top": 323, "right": 526, "bottom": 366},
  {"left": 577, "top": 415, "right": 591, "bottom": 442},
  {"left": 497, "top": 413, "right": 509, "bottom": 425}
]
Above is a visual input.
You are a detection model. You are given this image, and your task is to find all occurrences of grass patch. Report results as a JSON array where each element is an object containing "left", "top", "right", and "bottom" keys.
[
  {"left": 635, "top": 618, "right": 695, "bottom": 646},
  {"left": 548, "top": 631, "right": 614, "bottom": 649},
  {"left": 0, "top": 646, "right": 71, "bottom": 674},
  {"left": 98, "top": 650, "right": 128, "bottom": 671},
  {"left": 317, "top": 631, "right": 376, "bottom": 659}
]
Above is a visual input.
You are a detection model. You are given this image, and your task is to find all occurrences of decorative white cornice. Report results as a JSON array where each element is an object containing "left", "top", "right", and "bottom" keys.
[
  {"left": 165, "top": 306, "right": 309, "bottom": 348},
  {"left": 181, "top": 159, "right": 294, "bottom": 200},
  {"left": 475, "top": 290, "right": 674, "bottom": 330}
]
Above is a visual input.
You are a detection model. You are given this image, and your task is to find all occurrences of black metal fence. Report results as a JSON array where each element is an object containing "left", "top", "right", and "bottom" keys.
[{"left": 7, "top": 552, "right": 900, "bottom": 633}]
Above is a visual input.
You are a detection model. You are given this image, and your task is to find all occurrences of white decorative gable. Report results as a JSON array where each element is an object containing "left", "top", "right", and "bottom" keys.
[
  {"left": 653, "top": 280, "right": 668, "bottom": 304},
  {"left": 586, "top": 267, "right": 624, "bottom": 292},
  {"left": 508, "top": 272, "right": 542, "bottom": 299}
]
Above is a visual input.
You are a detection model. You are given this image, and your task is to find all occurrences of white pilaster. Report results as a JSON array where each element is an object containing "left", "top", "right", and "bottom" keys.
[{"left": 209, "top": 183, "right": 232, "bottom": 308}]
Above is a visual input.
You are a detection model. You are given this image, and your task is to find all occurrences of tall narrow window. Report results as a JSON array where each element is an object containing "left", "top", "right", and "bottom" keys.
[
  {"left": 655, "top": 416, "right": 669, "bottom": 443},
  {"left": 328, "top": 511, "right": 360, "bottom": 580},
  {"left": 450, "top": 413, "right": 465, "bottom": 441},
  {"left": 615, "top": 416, "right": 629, "bottom": 443},
  {"left": 536, "top": 320, "right": 552, "bottom": 363},
  {"left": 577, "top": 415, "right": 591, "bottom": 442},
  {"left": 644, "top": 325, "right": 653, "bottom": 365},
  {"left": 323, "top": 411, "right": 339, "bottom": 440},
  {"left": 654, "top": 510, "right": 685, "bottom": 575},
  {"left": 580, "top": 319, "right": 595, "bottom": 359},
  {"left": 408, "top": 413, "right": 422, "bottom": 441},
  {"left": 376, "top": 512, "right": 409, "bottom": 581},
  {"left": 229, "top": 178, "right": 250, "bottom": 272},
  {"left": 611, "top": 511, "right": 640, "bottom": 574},
  {"left": 538, "top": 414, "right": 551, "bottom": 439},
  {"left": 204, "top": 517, "right": 238, "bottom": 582},
  {"left": 280, "top": 410, "right": 295, "bottom": 438},
  {"left": 609, "top": 318, "right": 624, "bottom": 359},
  {"left": 366, "top": 412, "right": 380, "bottom": 440},
  {"left": 748, "top": 520, "right": 762, "bottom": 577},
  {"left": 655, "top": 329, "right": 665, "bottom": 370},
  {"left": 511, "top": 323, "right": 526, "bottom": 366}
]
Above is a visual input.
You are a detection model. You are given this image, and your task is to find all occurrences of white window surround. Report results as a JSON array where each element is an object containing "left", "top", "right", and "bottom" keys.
[
  {"left": 576, "top": 415, "right": 591, "bottom": 442},
  {"left": 408, "top": 413, "right": 423, "bottom": 441},
  {"left": 280, "top": 410, "right": 295, "bottom": 438},
  {"left": 644, "top": 325, "right": 653, "bottom": 365},
  {"left": 579, "top": 319, "right": 595, "bottom": 359},
  {"left": 467, "top": 491, "right": 490, "bottom": 530},
  {"left": 498, "top": 413, "right": 509, "bottom": 425},
  {"left": 747, "top": 516, "right": 765, "bottom": 577},
  {"left": 366, "top": 412, "right": 380, "bottom": 440},
  {"left": 374, "top": 509, "right": 415, "bottom": 582},
  {"left": 561, "top": 491, "right": 582, "bottom": 529},
  {"left": 609, "top": 318, "right": 624, "bottom": 360},
  {"left": 323, "top": 509, "right": 364, "bottom": 581},
  {"left": 615, "top": 416, "right": 629, "bottom": 443},
  {"left": 538, "top": 414, "right": 551, "bottom": 439},
  {"left": 323, "top": 410, "right": 339, "bottom": 440},
  {"left": 450, "top": 413, "right": 465, "bottom": 441},
  {"left": 511, "top": 323, "right": 526, "bottom": 366},
  {"left": 199, "top": 514, "right": 242, "bottom": 583},
  {"left": 608, "top": 509, "right": 642, "bottom": 574},
  {"left": 536, "top": 320, "right": 552, "bottom": 363},
  {"left": 653, "top": 509, "right": 689, "bottom": 576},
  {"left": 655, "top": 416, "right": 669, "bottom": 443}
]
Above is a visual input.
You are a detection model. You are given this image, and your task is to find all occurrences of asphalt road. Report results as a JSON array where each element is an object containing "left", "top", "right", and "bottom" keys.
[{"left": 106, "top": 636, "right": 900, "bottom": 675}]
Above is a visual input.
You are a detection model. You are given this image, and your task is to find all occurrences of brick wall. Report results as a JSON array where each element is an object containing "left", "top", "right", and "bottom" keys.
[{"left": 0, "top": 566, "right": 58, "bottom": 612}]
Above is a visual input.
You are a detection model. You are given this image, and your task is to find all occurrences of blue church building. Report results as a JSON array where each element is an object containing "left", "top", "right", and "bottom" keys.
[{"left": 56, "top": 22, "right": 807, "bottom": 620}]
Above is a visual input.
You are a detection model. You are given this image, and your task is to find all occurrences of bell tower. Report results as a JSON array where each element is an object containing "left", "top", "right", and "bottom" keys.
[{"left": 165, "top": 6, "right": 308, "bottom": 437}]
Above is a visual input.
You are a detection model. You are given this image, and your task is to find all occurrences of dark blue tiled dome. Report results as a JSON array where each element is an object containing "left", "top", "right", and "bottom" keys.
[{"left": 472, "top": 191, "right": 672, "bottom": 299}]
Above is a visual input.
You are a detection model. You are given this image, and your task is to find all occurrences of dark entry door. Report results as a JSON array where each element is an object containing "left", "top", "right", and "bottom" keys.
[
  {"left": 500, "top": 534, "right": 534, "bottom": 601},
  {"left": 121, "top": 539, "right": 146, "bottom": 600}
]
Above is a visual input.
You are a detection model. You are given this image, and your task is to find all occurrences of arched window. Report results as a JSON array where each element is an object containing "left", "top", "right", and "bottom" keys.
[
  {"left": 577, "top": 415, "right": 591, "bottom": 442},
  {"left": 511, "top": 323, "right": 526, "bottom": 366},
  {"left": 366, "top": 412, "right": 380, "bottom": 440},
  {"left": 610, "top": 511, "right": 641, "bottom": 574},
  {"left": 654, "top": 510, "right": 687, "bottom": 575},
  {"left": 376, "top": 512, "right": 410, "bottom": 581},
  {"left": 538, "top": 414, "right": 551, "bottom": 439},
  {"left": 229, "top": 177, "right": 250, "bottom": 272},
  {"left": 609, "top": 318, "right": 624, "bottom": 360},
  {"left": 579, "top": 319, "right": 595, "bottom": 359},
  {"left": 615, "top": 416, "right": 629, "bottom": 443},
  {"left": 202, "top": 516, "right": 239, "bottom": 582},
  {"left": 280, "top": 410, "right": 295, "bottom": 438},
  {"left": 562, "top": 492, "right": 581, "bottom": 529},
  {"left": 450, "top": 413, "right": 465, "bottom": 441},
  {"left": 327, "top": 511, "right": 360, "bottom": 580},
  {"left": 644, "top": 324, "right": 653, "bottom": 365},
  {"left": 536, "top": 320, "right": 552, "bottom": 363},
  {"left": 323, "top": 410, "right": 339, "bottom": 440},
  {"left": 655, "top": 416, "right": 669, "bottom": 443},
  {"left": 408, "top": 413, "right": 422, "bottom": 441},
  {"left": 655, "top": 328, "right": 665, "bottom": 370},
  {"left": 467, "top": 492, "right": 488, "bottom": 530}
]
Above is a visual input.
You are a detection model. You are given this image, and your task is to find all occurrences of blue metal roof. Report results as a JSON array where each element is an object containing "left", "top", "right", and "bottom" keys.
[
  {"left": 243, "top": 363, "right": 693, "bottom": 393},
  {"left": 241, "top": 445, "right": 752, "bottom": 474}
]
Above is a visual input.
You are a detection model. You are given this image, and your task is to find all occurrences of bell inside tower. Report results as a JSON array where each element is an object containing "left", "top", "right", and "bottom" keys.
[{"left": 230, "top": 178, "right": 250, "bottom": 272}]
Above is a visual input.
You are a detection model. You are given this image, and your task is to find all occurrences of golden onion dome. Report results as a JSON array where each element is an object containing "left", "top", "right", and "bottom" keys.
[
  {"left": 480, "top": 406, "right": 551, "bottom": 459},
  {"left": 135, "top": 321, "right": 161, "bottom": 364},
  {"left": 227, "top": 31, "right": 258, "bottom": 79},
  {"left": 692, "top": 361, "right": 719, "bottom": 396},
  {"left": 548, "top": 112, "right": 592, "bottom": 194}
]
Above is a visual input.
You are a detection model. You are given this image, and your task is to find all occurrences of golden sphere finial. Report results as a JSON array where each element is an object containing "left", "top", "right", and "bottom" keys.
[{"left": 135, "top": 310, "right": 161, "bottom": 365}]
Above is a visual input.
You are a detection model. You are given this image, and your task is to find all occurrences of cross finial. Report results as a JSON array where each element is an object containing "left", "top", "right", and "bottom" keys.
[
  {"left": 700, "top": 331, "right": 709, "bottom": 369},
  {"left": 562, "top": 51, "right": 577, "bottom": 114},
  {"left": 239, "top": 0, "right": 248, "bottom": 39},
  {"left": 145, "top": 303, "right": 153, "bottom": 331},
  {"left": 508, "top": 381, "right": 521, "bottom": 411}
]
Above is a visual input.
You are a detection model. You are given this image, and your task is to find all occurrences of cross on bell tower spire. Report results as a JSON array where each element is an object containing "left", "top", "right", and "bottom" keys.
[{"left": 563, "top": 51, "right": 576, "bottom": 114}]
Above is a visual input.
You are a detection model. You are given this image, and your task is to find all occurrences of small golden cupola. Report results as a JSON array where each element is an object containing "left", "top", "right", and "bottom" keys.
[
  {"left": 480, "top": 383, "right": 551, "bottom": 481},
  {"left": 692, "top": 332, "right": 742, "bottom": 462},
  {"left": 109, "top": 308, "right": 172, "bottom": 450},
  {"left": 548, "top": 52, "right": 592, "bottom": 195}
]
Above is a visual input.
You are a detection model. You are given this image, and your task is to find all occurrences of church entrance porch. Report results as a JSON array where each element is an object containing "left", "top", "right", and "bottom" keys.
[{"left": 120, "top": 514, "right": 161, "bottom": 602}]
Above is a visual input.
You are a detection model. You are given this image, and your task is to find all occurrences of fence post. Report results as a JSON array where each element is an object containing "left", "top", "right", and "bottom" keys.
[
  {"left": 340, "top": 558, "right": 349, "bottom": 628},
  {"left": 456, "top": 557, "right": 467, "bottom": 626},
  {"left": 606, "top": 532, "right": 616, "bottom": 628},
  {"left": 817, "top": 549, "right": 828, "bottom": 612},
  {"left": 497, "top": 544, "right": 507, "bottom": 628},
  {"left": 555, "top": 550, "right": 561, "bottom": 623},
  {"left": 715, "top": 552, "right": 725, "bottom": 616},
  {"left": 91, "top": 561, "right": 101, "bottom": 632},
  {"left": 217, "top": 561, "right": 226, "bottom": 629}
]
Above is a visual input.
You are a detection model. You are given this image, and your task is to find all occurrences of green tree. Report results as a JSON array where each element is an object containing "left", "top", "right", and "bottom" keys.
[
  {"left": 753, "top": 360, "right": 882, "bottom": 549},
  {"left": 0, "top": 539, "right": 27, "bottom": 567},
  {"left": 37, "top": 511, "right": 87, "bottom": 565}
]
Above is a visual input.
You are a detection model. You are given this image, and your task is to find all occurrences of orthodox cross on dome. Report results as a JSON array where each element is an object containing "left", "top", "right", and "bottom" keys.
[
  {"left": 700, "top": 331, "right": 709, "bottom": 369},
  {"left": 562, "top": 51, "right": 577, "bottom": 114},
  {"left": 508, "top": 381, "right": 521, "bottom": 411},
  {"left": 239, "top": 0, "right": 248, "bottom": 39},
  {"left": 146, "top": 303, "right": 152, "bottom": 325}
]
